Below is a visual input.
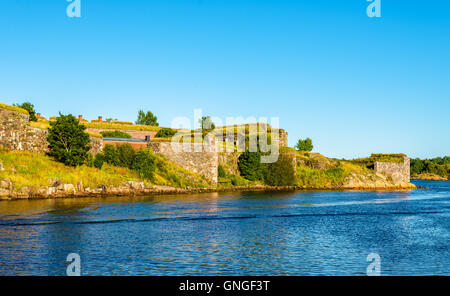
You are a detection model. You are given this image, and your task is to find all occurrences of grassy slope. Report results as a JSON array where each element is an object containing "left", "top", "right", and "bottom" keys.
[
  {"left": 0, "top": 150, "right": 210, "bottom": 190},
  {"left": 30, "top": 120, "right": 162, "bottom": 132},
  {"left": 218, "top": 149, "right": 396, "bottom": 188},
  {"left": 295, "top": 151, "right": 371, "bottom": 188},
  {"left": 0, "top": 102, "right": 29, "bottom": 115}
]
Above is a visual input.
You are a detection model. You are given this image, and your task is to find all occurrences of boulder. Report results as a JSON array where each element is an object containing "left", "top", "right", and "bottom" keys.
[
  {"left": 127, "top": 181, "right": 145, "bottom": 190},
  {"left": 49, "top": 178, "right": 62, "bottom": 187},
  {"left": 18, "top": 186, "right": 33, "bottom": 197},
  {"left": 63, "top": 184, "right": 75, "bottom": 193},
  {"left": 0, "top": 188, "right": 10, "bottom": 198},
  {"left": 76, "top": 181, "right": 84, "bottom": 192},
  {"left": 0, "top": 178, "right": 12, "bottom": 190}
]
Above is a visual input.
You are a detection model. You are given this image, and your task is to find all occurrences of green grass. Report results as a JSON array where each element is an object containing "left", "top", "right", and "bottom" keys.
[
  {"left": 84, "top": 122, "right": 162, "bottom": 131},
  {"left": 152, "top": 154, "right": 212, "bottom": 188},
  {"left": 0, "top": 102, "right": 29, "bottom": 115},
  {"left": 349, "top": 154, "right": 405, "bottom": 168},
  {"left": 0, "top": 150, "right": 143, "bottom": 190},
  {"left": 0, "top": 150, "right": 212, "bottom": 191}
]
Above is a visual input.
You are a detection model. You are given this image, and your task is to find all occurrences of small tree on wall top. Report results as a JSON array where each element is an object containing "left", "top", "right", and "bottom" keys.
[
  {"left": 14, "top": 102, "right": 37, "bottom": 121},
  {"left": 295, "top": 138, "right": 313, "bottom": 152},
  {"left": 47, "top": 114, "right": 91, "bottom": 166},
  {"left": 136, "top": 110, "right": 159, "bottom": 126}
]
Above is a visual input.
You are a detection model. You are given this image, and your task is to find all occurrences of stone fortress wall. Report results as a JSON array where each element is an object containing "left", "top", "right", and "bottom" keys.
[
  {"left": 374, "top": 157, "right": 411, "bottom": 185},
  {"left": 0, "top": 108, "right": 103, "bottom": 154},
  {"left": 2, "top": 107, "right": 411, "bottom": 185},
  {"left": 148, "top": 137, "right": 219, "bottom": 183}
]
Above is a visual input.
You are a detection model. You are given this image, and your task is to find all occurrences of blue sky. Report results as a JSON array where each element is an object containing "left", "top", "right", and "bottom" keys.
[{"left": 0, "top": 0, "right": 449, "bottom": 159}]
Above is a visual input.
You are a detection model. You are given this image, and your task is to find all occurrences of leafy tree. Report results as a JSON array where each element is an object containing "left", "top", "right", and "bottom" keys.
[
  {"left": 199, "top": 116, "right": 216, "bottom": 138},
  {"left": 238, "top": 150, "right": 264, "bottom": 181},
  {"left": 93, "top": 153, "right": 105, "bottom": 169},
  {"left": 131, "top": 149, "right": 156, "bottom": 179},
  {"left": 295, "top": 138, "right": 313, "bottom": 152},
  {"left": 136, "top": 110, "right": 159, "bottom": 126},
  {"left": 264, "top": 152, "right": 297, "bottom": 186},
  {"left": 116, "top": 143, "right": 136, "bottom": 168},
  {"left": 47, "top": 114, "right": 91, "bottom": 166},
  {"left": 14, "top": 102, "right": 37, "bottom": 121},
  {"left": 199, "top": 116, "right": 215, "bottom": 130},
  {"left": 155, "top": 127, "right": 177, "bottom": 138},
  {"left": 410, "top": 158, "right": 425, "bottom": 176},
  {"left": 103, "top": 144, "right": 120, "bottom": 166}
]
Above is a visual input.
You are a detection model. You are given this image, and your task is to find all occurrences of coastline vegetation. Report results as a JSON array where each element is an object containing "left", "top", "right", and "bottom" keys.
[{"left": 411, "top": 157, "right": 450, "bottom": 180}]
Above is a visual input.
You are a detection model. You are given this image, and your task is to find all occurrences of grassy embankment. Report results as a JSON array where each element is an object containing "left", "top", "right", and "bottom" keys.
[
  {"left": 216, "top": 147, "right": 380, "bottom": 189},
  {"left": 0, "top": 150, "right": 211, "bottom": 191},
  {"left": 0, "top": 103, "right": 29, "bottom": 114}
]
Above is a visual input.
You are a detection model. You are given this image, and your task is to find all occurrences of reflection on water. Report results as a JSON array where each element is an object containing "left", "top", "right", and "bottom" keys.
[{"left": 0, "top": 180, "right": 449, "bottom": 275}]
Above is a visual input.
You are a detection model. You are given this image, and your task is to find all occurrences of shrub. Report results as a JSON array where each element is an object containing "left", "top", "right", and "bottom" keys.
[
  {"left": 218, "top": 165, "right": 226, "bottom": 178},
  {"left": 155, "top": 127, "right": 177, "bottom": 138},
  {"left": 131, "top": 149, "right": 156, "bottom": 179},
  {"left": 136, "top": 110, "right": 159, "bottom": 126},
  {"left": 93, "top": 153, "right": 105, "bottom": 169},
  {"left": 103, "top": 144, "right": 120, "bottom": 166},
  {"left": 116, "top": 144, "right": 136, "bottom": 168},
  {"left": 264, "top": 152, "right": 297, "bottom": 186},
  {"left": 238, "top": 150, "right": 264, "bottom": 181},
  {"left": 14, "top": 102, "right": 37, "bottom": 121},
  {"left": 100, "top": 130, "right": 132, "bottom": 139},
  {"left": 47, "top": 114, "right": 91, "bottom": 166},
  {"left": 295, "top": 138, "right": 313, "bottom": 152}
]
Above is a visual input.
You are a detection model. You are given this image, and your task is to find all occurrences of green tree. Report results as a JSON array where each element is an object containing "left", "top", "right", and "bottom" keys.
[
  {"left": 103, "top": 144, "right": 120, "bottom": 166},
  {"left": 238, "top": 150, "right": 264, "bottom": 181},
  {"left": 14, "top": 102, "right": 37, "bottom": 121},
  {"left": 264, "top": 152, "right": 297, "bottom": 186},
  {"left": 131, "top": 149, "right": 156, "bottom": 179},
  {"left": 199, "top": 116, "right": 216, "bottom": 138},
  {"left": 116, "top": 143, "right": 136, "bottom": 168},
  {"left": 136, "top": 110, "right": 159, "bottom": 126},
  {"left": 295, "top": 138, "right": 313, "bottom": 152},
  {"left": 199, "top": 116, "right": 215, "bottom": 130},
  {"left": 46, "top": 114, "right": 91, "bottom": 166}
]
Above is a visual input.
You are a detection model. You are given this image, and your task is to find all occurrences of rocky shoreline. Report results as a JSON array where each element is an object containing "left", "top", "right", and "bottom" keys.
[
  {"left": 411, "top": 173, "right": 448, "bottom": 181},
  {"left": 0, "top": 177, "right": 417, "bottom": 200}
]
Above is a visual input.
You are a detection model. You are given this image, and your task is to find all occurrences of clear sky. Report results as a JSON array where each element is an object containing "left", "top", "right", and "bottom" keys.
[{"left": 0, "top": 0, "right": 449, "bottom": 159}]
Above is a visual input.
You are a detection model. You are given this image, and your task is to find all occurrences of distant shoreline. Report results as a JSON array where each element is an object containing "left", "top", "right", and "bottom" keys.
[{"left": 411, "top": 173, "right": 448, "bottom": 181}]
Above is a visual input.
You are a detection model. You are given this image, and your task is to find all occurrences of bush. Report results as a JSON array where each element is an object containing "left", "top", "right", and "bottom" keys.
[
  {"left": 93, "top": 153, "right": 105, "bottom": 169},
  {"left": 14, "top": 102, "right": 37, "bottom": 121},
  {"left": 238, "top": 150, "right": 264, "bottom": 181},
  {"left": 47, "top": 114, "right": 91, "bottom": 166},
  {"left": 155, "top": 127, "right": 177, "bottom": 138},
  {"left": 116, "top": 144, "right": 136, "bottom": 168},
  {"left": 131, "top": 149, "right": 156, "bottom": 179},
  {"left": 100, "top": 130, "right": 132, "bottom": 139},
  {"left": 218, "top": 165, "right": 226, "bottom": 178},
  {"left": 103, "top": 144, "right": 120, "bottom": 166},
  {"left": 264, "top": 152, "right": 297, "bottom": 186},
  {"left": 295, "top": 138, "right": 313, "bottom": 152},
  {"left": 85, "top": 153, "right": 105, "bottom": 170}
]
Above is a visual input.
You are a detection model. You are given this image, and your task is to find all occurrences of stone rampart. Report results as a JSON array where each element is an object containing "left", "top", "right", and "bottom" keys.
[{"left": 374, "top": 157, "right": 411, "bottom": 185}]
